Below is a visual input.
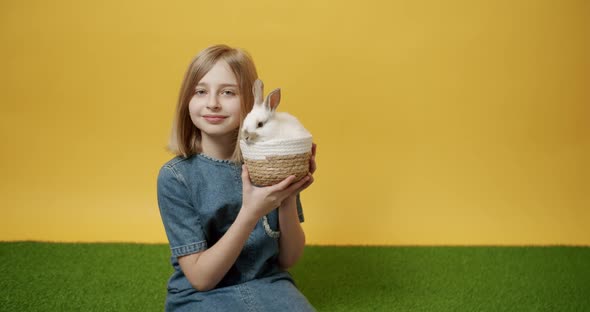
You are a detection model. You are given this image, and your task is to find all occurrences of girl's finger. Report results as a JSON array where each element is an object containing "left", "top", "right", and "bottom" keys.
[
  {"left": 284, "top": 174, "right": 310, "bottom": 195},
  {"left": 272, "top": 174, "right": 297, "bottom": 192},
  {"left": 296, "top": 175, "right": 314, "bottom": 193},
  {"left": 310, "top": 156, "right": 316, "bottom": 174}
]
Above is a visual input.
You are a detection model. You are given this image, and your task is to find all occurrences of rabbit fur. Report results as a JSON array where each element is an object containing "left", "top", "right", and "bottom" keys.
[{"left": 241, "top": 79, "right": 311, "bottom": 144}]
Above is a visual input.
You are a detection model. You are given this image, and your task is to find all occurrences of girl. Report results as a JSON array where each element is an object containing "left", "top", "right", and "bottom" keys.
[{"left": 156, "top": 44, "right": 317, "bottom": 311}]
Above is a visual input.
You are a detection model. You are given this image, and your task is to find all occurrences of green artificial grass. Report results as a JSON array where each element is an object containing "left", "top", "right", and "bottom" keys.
[{"left": 0, "top": 242, "right": 588, "bottom": 311}]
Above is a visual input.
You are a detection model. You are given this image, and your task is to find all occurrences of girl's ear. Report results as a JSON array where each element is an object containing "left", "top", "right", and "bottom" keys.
[
  {"left": 265, "top": 88, "right": 281, "bottom": 112},
  {"left": 252, "top": 79, "right": 264, "bottom": 105}
]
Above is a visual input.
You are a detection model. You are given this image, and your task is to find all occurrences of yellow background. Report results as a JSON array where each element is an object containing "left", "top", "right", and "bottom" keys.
[{"left": 1, "top": 0, "right": 588, "bottom": 245}]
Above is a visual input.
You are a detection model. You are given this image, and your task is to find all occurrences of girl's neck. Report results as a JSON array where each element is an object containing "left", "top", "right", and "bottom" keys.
[{"left": 200, "top": 131, "right": 237, "bottom": 160}]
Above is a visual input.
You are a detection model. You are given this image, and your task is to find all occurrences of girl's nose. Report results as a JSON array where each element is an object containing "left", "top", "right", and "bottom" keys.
[{"left": 207, "top": 95, "right": 221, "bottom": 110}]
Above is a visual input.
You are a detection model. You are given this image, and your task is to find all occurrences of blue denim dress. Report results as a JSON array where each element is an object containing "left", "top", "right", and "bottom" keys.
[{"left": 156, "top": 153, "right": 316, "bottom": 311}]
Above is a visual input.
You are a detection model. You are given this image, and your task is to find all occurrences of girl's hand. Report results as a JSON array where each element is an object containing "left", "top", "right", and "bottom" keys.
[
  {"left": 285, "top": 142, "right": 317, "bottom": 200},
  {"left": 309, "top": 142, "right": 317, "bottom": 174},
  {"left": 241, "top": 164, "right": 311, "bottom": 221}
]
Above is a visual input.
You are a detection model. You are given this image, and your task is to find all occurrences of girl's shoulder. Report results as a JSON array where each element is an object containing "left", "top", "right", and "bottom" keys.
[
  {"left": 157, "top": 155, "right": 204, "bottom": 194},
  {"left": 162, "top": 155, "right": 193, "bottom": 169},
  {"left": 159, "top": 154, "right": 240, "bottom": 178},
  {"left": 158, "top": 155, "right": 198, "bottom": 181}
]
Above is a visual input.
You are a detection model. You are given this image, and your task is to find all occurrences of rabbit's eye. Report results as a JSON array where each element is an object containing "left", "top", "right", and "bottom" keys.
[{"left": 257, "top": 122, "right": 264, "bottom": 128}]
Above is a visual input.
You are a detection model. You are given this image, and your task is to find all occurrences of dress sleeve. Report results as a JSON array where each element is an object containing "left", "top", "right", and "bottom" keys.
[
  {"left": 296, "top": 192, "right": 305, "bottom": 223},
  {"left": 157, "top": 165, "right": 208, "bottom": 257}
]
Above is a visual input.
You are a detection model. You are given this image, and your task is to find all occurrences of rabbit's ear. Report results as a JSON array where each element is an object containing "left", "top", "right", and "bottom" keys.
[
  {"left": 265, "top": 88, "right": 281, "bottom": 112},
  {"left": 252, "top": 79, "right": 264, "bottom": 105}
]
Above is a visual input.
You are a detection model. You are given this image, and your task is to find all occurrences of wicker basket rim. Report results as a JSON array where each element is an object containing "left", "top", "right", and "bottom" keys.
[{"left": 239, "top": 136, "right": 312, "bottom": 146}]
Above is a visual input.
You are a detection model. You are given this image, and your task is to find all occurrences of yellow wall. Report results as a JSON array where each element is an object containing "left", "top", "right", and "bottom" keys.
[{"left": 1, "top": 0, "right": 588, "bottom": 245}]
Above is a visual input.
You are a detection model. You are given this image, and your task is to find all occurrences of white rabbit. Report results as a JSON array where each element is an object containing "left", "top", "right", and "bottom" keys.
[{"left": 241, "top": 79, "right": 311, "bottom": 144}]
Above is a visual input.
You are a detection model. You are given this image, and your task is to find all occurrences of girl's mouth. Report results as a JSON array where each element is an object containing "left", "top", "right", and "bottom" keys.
[{"left": 203, "top": 116, "right": 227, "bottom": 124}]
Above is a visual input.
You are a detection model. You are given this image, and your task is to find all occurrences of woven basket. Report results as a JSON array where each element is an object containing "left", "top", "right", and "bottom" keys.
[{"left": 240, "top": 136, "right": 313, "bottom": 187}]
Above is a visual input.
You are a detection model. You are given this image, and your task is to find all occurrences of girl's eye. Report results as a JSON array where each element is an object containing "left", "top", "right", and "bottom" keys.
[
  {"left": 257, "top": 122, "right": 264, "bottom": 128},
  {"left": 195, "top": 89, "right": 236, "bottom": 96}
]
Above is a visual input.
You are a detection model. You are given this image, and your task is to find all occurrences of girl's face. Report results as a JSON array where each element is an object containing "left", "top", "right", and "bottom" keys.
[{"left": 189, "top": 60, "right": 242, "bottom": 138}]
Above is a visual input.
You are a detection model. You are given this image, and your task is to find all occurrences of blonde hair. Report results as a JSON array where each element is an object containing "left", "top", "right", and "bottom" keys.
[{"left": 166, "top": 44, "right": 258, "bottom": 164}]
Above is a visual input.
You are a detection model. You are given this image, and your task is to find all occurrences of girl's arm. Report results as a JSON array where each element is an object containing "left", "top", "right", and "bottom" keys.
[
  {"left": 277, "top": 142, "right": 317, "bottom": 269},
  {"left": 179, "top": 166, "right": 309, "bottom": 292},
  {"left": 178, "top": 208, "right": 258, "bottom": 292},
  {"left": 277, "top": 194, "right": 306, "bottom": 269}
]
